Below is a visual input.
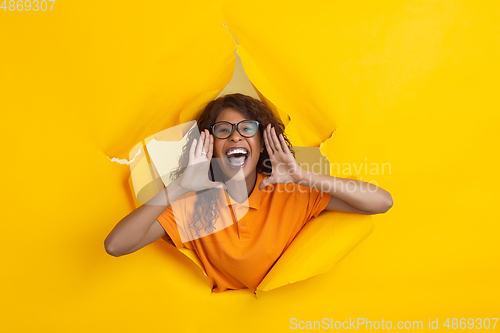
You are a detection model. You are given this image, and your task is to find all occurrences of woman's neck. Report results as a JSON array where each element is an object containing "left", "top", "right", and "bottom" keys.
[{"left": 225, "top": 170, "right": 257, "bottom": 203}]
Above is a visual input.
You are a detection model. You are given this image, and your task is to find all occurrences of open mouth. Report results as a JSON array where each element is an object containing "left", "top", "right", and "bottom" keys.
[{"left": 225, "top": 147, "right": 250, "bottom": 168}]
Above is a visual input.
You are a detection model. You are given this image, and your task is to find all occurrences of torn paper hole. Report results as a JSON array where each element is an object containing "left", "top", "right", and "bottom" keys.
[{"left": 122, "top": 40, "right": 373, "bottom": 294}]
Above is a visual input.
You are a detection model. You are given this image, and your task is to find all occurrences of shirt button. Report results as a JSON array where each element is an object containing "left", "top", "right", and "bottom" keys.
[{"left": 241, "top": 222, "right": 246, "bottom": 227}]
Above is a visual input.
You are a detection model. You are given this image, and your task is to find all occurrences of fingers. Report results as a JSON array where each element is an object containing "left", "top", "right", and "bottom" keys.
[
  {"left": 202, "top": 129, "right": 210, "bottom": 157},
  {"left": 271, "top": 127, "right": 283, "bottom": 152},
  {"left": 212, "top": 182, "right": 227, "bottom": 190},
  {"left": 278, "top": 131, "right": 291, "bottom": 154},
  {"left": 207, "top": 131, "right": 214, "bottom": 160},
  {"left": 189, "top": 138, "right": 197, "bottom": 160},
  {"left": 195, "top": 131, "right": 204, "bottom": 156},
  {"left": 258, "top": 177, "right": 275, "bottom": 191},
  {"left": 265, "top": 124, "right": 286, "bottom": 154},
  {"left": 264, "top": 124, "right": 273, "bottom": 156}
]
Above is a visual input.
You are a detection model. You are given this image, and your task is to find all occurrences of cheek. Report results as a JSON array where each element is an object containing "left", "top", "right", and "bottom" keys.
[
  {"left": 254, "top": 138, "right": 262, "bottom": 153},
  {"left": 214, "top": 142, "right": 223, "bottom": 157},
  {"left": 252, "top": 140, "right": 262, "bottom": 161}
]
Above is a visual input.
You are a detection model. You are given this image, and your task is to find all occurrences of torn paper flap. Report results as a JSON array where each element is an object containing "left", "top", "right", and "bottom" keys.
[
  {"left": 145, "top": 121, "right": 197, "bottom": 188},
  {"left": 257, "top": 211, "right": 374, "bottom": 293},
  {"left": 256, "top": 173, "right": 374, "bottom": 293},
  {"left": 129, "top": 141, "right": 165, "bottom": 205}
]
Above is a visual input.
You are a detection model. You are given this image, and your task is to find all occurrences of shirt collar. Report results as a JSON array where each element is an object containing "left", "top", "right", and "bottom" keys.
[{"left": 220, "top": 172, "right": 264, "bottom": 210}]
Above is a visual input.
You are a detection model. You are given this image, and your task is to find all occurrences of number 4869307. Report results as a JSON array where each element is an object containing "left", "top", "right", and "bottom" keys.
[{"left": 1, "top": 0, "right": 56, "bottom": 11}]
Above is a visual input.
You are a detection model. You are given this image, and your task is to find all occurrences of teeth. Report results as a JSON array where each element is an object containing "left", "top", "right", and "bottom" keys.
[
  {"left": 226, "top": 148, "right": 248, "bottom": 167},
  {"left": 229, "top": 160, "right": 245, "bottom": 167},
  {"left": 226, "top": 148, "right": 249, "bottom": 156}
]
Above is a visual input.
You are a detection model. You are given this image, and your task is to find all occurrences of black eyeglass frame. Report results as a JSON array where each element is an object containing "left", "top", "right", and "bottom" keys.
[{"left": 210, "top": 120, "right": 260, "bottom": 139}]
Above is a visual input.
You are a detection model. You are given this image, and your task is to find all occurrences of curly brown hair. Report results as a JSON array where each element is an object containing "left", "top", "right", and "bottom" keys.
[{"left": 169, "top": 93, "right": 295, "bottom": 238}]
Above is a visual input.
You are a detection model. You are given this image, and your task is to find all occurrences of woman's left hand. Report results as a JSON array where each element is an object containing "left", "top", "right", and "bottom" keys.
[{"left": 258, "top": 124, "right": 305, "bottom": 191}]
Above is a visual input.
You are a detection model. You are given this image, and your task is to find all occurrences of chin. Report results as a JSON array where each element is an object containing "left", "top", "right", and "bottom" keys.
[
  {"left": 223, "top": 161, "right": 252, "bottom": 181},
  {"left": 215, "top": 156, "right": 258, "bottom": 182}
]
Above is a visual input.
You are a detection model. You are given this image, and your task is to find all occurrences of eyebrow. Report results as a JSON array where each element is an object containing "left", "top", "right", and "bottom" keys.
[{"left": 214, "top": 119, "right": 250, "bottom": 123}]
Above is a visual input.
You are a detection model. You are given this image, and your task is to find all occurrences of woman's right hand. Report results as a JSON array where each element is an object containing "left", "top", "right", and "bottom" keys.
[{"left": 177, "top": 129, "right": 226, "bottom": 192}]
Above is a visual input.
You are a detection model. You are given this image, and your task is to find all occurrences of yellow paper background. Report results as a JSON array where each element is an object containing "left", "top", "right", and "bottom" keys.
[{"left": 1, "top": 0, "right": 499, "bottom": 332}]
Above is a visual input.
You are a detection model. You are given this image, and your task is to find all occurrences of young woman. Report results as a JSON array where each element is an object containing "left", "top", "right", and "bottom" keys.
[{"left": 104, "top": 93, "right": 393, "bottom": 293}]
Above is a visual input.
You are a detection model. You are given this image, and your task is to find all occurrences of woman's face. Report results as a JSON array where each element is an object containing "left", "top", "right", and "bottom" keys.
[{"left": 212, "top": 107, "right": 263, "bottom": 181}]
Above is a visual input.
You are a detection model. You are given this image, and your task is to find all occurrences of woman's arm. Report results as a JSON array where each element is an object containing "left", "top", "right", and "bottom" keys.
[
  {"left": 259, "top": 124, "right": 393, "bottom": 215},
  {"left": 104, "top": 129, "right": 224, "bottom": 257},
  {"left": 104, "top": 178, "right": 188, "bottom": 257},
  {"left": 297, "top": 171, "right": 393, "bottom": 214}
]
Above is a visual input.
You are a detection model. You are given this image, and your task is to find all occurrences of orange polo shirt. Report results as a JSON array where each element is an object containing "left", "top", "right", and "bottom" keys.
[{"left": 156, "top": 172, "right": 332, "bottom": 293}]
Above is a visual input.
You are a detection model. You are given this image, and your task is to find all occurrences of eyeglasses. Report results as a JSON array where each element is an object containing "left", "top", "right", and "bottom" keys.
[{"left": 210, "top": 120, "right": 260, "bottom": 139}]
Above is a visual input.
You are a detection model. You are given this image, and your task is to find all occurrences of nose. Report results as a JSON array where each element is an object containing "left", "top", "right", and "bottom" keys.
[{"left": 229, "top": 124, "right": 242, "bottom": 142}]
